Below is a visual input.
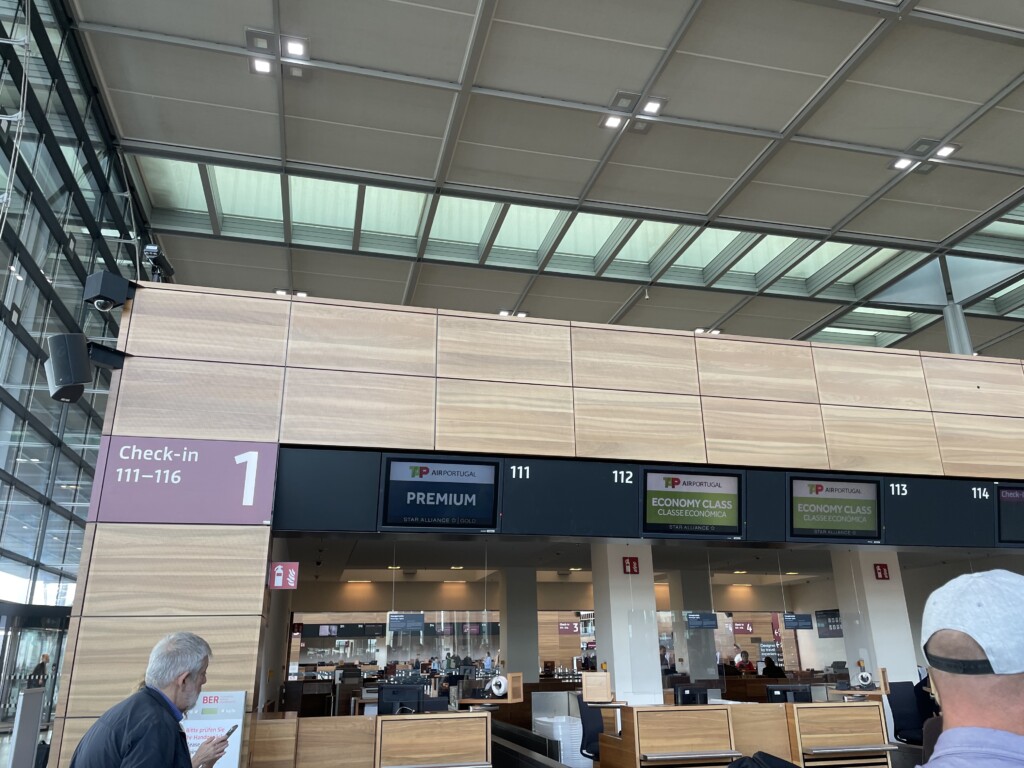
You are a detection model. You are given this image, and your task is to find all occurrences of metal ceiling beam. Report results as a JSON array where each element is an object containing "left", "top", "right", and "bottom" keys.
[
  {"left": 401, "top": 262, "right": 421, "bottom": 307},
  {"left": 976, "top": 322, "right": 1024, "bottom": 353},
  {"left": 509, "top": 211, "right": 575, "bottom": 314},
  {"left": 576, "top": 1, "right": 704, "bottom": 204},
  {"left": 702, "top": 232, "right": 763, "bottom": 286},
  {"left": 994, "top": 284, "right": 1024, "bottom": 316},
  {"left": 401, "top": 194, "right": 441, "bottom": 305},
  {"left": 706, "top": 14, "right": 896, "bottom": 220},
  {"left": 352, "top": 185, "right": 365, "bottom": 252},
  {"left": 607, "top": 285, "right": 649, "bottom": 325},
  {"left": 649, "top": 225, "right": 703, "bottom": 281},
  {"left": 434, "top": 0, "right": 497, "bottom": 186},
  {"left": 806, "top": 245, "right": 877, "bottom": 296},
  {"left": 831, "top": 313, "right": 913, "bottom": 334},
  {"left": 477, "top": 202, "right": 508, "bottom": 265},
  {"left": 594, "top": 219, "right": 641, "bottom": 277},
  {"left": 754, "top": 239, "right": 821, "bottom": 292},
  {"left": 197, "top": 164, "right": 223, "bottom": 236},
  {"left": 707, "top": 295, "right": 754, "bottom": 333}
]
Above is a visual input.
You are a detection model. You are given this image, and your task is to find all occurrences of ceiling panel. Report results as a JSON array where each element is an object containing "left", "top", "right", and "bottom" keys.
[
  {"left": 885, "top": 166, "right": 1024, "bottom": 212},
  {"left": 747, "top": 144, "right": 897, "bottom": 197},
  {"left": 283, "top": 69, "right": 453, "bottom": 136},
  {"left": 655, "top": 55, "right": 823, "bottom": 131},
  {"left": 157, "top": 235, "right": 289, "bottom": 293},
  {"left": 966, "top": 315, "right": 1024, "bottom": 349},
  {"left": 285, "top": 118, "right": 440, "bottom": 179},
  {"left": 519, "top": 275, "right": 638, "bottom": 323},
  {"left": 71, "top": 0, "right": 272, "bottom": 46},
  {"left": 680, "top": 0, "right": 878, "bottom": 75},
  {"left": 722, "top": 183, "right": 862, "bottom": 230},
  {"left": 291, "top": 250, "right": 410, "bottom": 304},
  {"left": 280, "top": 0, "right": 476, "bottom": 81},
  {"left": 611, "top": 124, "right": 769, "bottom": 178},
  {"left": 493, "top": 0, "right": 690, "bottom": 47},
  {"left": 448, "top": 143, "right": 595, "bottom": 198},
  {"left": 721, "top": 296, "right": 839, "bottom": 339},
  {"left": 108, "top": 91, "right": 281, "bottom": 157},
  {"left": 410, "top": 263, "right": 533, "bottom": 313},
  {"left": 916, "top": 0, "right": 1024, "bottom": 34},
  {"left": 848, "top": 23, "right": 1024, "bottom": 103},
  {"left": 978, "top": 332, "right": 1024, "bottom": 360},
  {"left": 843, "top": 198, "right": 980, "bottom": 242},
  {"left": 475, "top": 20, "right": 663, "bottom": 105},
  {"left": 618, "top": 285, "right": 739, "bottom": 330},
  {"left": 799, "top": 82, "right": 977, "bottom": 150},
  {"left": 588, "top": 162, "right": 732, "bottom": 214},
  {"left": 86, "top": 36, "right": 279, "bottom": 112},
  {"left": 955, "top": 106, "right": 1024, "bottom": 169}
]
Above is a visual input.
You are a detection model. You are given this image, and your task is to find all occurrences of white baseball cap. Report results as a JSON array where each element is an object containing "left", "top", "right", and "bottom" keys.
[{"left": 920, "top": 569, "right": 1024, "bottom": 675}]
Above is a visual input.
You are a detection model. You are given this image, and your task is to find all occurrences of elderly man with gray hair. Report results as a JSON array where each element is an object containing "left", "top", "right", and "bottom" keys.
[
  {"left": 919, "top": 569, "right": 1024, "bottom": 767},
  {"left": 70, "top": 632, "right": 229, "bottom": 768}
]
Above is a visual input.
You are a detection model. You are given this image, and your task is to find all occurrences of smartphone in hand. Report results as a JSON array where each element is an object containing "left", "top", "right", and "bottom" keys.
[{"left": 224, "top": 724, "right": 238, "bottom": 739}]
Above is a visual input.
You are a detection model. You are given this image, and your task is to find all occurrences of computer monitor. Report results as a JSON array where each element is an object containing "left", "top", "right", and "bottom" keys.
[
  {"left": 674, "top": 685, "right": 709, "bottom": 706},
  {"left": 378, "top": 683, "right": 424, "bottom": 715},
  {"left": 766, "top": 684, "right": 812, "bottom": 703},
  {"left": 831, "top": 660, "right": 848, "bottom": 670}
]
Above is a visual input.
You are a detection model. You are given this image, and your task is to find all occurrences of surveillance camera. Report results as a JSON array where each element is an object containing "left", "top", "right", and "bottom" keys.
[
  {"left": 143, "top": 244, "right": 175, "bottom": 281},
  {"left": 83, "top": 271, "right": 130, "bottom": 312}
]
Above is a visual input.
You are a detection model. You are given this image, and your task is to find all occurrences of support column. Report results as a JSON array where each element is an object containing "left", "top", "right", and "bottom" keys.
[
  {"left": 591, "top": 541, "right": 661, "bottom": 705},
  {"left": 942, "top": 301, "right": 973, "bottom": 355},
  {"left": 679, "top": 567, "right": 718, "bottom": 682},
  {"left": 259, "top": 538, "right": 293, "bottom": 712},
  {"left": 498, "top": 567, "right": 539, "bottom": 683},
  {"left": 831, "top": 550, "right": 918, "bottom": 683},
  {"left": 666, "top": 570, "right": 687, "bottom": 674}
]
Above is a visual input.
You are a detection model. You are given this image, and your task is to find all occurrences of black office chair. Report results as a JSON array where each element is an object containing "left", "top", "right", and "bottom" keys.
[
  {"left": 576, "top": 693, "right": 604, "bottom": 761},
  {"left": 887, "top": 681, "right": 925, "bottom": 745}
]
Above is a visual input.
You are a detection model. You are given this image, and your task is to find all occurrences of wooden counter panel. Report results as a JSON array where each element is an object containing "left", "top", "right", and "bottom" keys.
[
  {"left": 702, "top": 398, "right": 829, "bottom": 470},
  {"left": 821, "top": 406, "right": 942, "bottom": 475},
  {"left": 730, "top": 703, "right": 794, "bottom": 761},
  {"left": 437, "top": 315, "right": 572, "bottom": 386},
  {"left": 126, "top": 289, "right": 289, "bottom": 366},
  {"left": 575, "top": 388, "right": 706, "bottom": 463},
  {"left": 112, "top": 358, "right": 284, "bottom": 442},
  {"left": 813, "top": 347, "right": 929, "bottom": 410},
  {"left": 933, "top": 412, "right": 1024, "bottom": 479},
  {"left": 66, "top": 616, "right": 261, "bottom": 718},
  {"left": 252, "top": 718, "right": 299, "bottom": 768},
  {"left": 635, "top": 707, "right": 733, "bottom": 754},
  {"left": 571, "top": 327, "right": 698, "bottom": 395},
  {"left": 697, "top": 338, "right": 818, "bottom": 403},
  {"left": 288, "top": 303, "right": 437, "bottom": 376},
  {"left": 296, "top": 716, "right": 374, "bottom": 768},
  {"left": 923, "top": 356, "right": 1024, "bottom": 417},
  {"left": 281, "top": 368, "right": 435, "bottom": 449},
  {"left": 83, "top": 524, "right": 270, "bottom": 616},
  {"left": 437, "top": 379, "right": 575, "bottom": 456},
  {"left": 376, "top": 712, "right": 490, "bottom": 768},
  {"left": 794, "top": 703, "right": 886, "bottom": 749}
]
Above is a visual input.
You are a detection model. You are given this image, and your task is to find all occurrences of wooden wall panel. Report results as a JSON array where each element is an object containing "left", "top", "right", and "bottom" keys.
[
  {"left": 281, "top": 368, "right": 435, "bottom": 448},
  {"left": 437, "top": 315, "right": 572, "bottom": 386},
  {"left": 571, "top": 327, "right": 698, "bottom": 394},
  {"left": 821, "top": 406, "right": 942, "bottom": 475},
  {"left": 538, "top": 611, "right": 585, "bottom": 668},
  {"left": 436, "top": 379, "right": 575, "bottom": 456},
  {"left": 296, "top": 717, "right": 374, "bottom": 768},
  {"left": 71, "top": 523, "right": 96, "bottom": 617},
  {"left": 933, "top": 412, "right": 1024, "bottom": 479},
  {"left": 922, "top": 356, "right": 1024, "bottom": 417},
  {"left": 101, "top": 369, "right": 121, "bottom": 436},
  {"left": 126, "top": 289, "right": 290, "bottom": 365},
  {"left": 697, "top": 338, "right": 818, "bottom": 403},
  {"left": 66, "top": 615, "right": 261, "bottom": 717},
  {"left": 813, "top": 347, "right": 929, "bottom": 410},
  {"left": 83, "top": 524, "right": 270, "bottom": 616},
  {"left": 252, "top": 717, "right": 299, "bottom": 768},
  {"left": 112, "top": 358, "right": 284, "bottom": 441},
  {"left": 702, "top": 398, "right": 829, "bottom": 469},
  {"left": 56, "top": 716, "right": 95, "bottom": 767},
  {"left": 288, "top": 302, "right": 437, "bottom": 376},
  {"left": 53, "top": 615, "right": 79, "bottom": 719},
  {"left": 574, "top": 388, "right": 706, "bottom": 462}
]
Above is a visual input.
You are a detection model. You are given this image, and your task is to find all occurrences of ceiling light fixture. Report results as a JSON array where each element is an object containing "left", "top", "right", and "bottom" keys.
[
  {"left": 498, "top": 310, "right": 511, "bottom": 316},
  {"left": 275, "top": 289, "right": 288, "bottom": 296},
  {"left": 282, "top": 37, "right": 309, "bottom": 59},
  {"left": 733, "top": 583, "right": 753, "bottom": 587},
  {"left": 251, "top": 58, "right": 272, "bottom": 74},
  {"left": 935, "top": 143, "right": 960, "bottom": 158},
  {"left": 891, "top": 158, "right": 915, "bottom": 170},
  {"left": 695, "top": 328, "right": 705, "bottom": 334},
  {"left": 444, "top": 580, "right": 466, "bottom": 583},
  {"left": 347, "top": 580, "right": 371, "bottom": 584},
  {"left": 295, "top": 291, "right": 308, "bottom": 298},
  {"left": 733, "top": 570, "right": 747, "bottom": 574},
  {"left": 450, "top": 565, "right": 464, "bottom": 570},
  {"left": 642, "top": 97, "right": 667, "bottom": 116},
  {"left": 709, "top": 329, "right": 721, "bottom": 335},
  {"left": 387, "top": 565, "right": 401, "bottom": 570},
  {"left": 569, "top": 567, "right": 583, "bottom": 572},
  {"left": 785, "top": 571, "right": 799, "bottom": 575},
  {"left": 602, "top": 115, "right": 624, "bottom": 129}
]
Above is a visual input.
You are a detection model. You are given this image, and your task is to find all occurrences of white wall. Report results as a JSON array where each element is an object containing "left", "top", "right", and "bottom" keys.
[{"left": 787, "top": 577, "right": 845, "bottom": 671}]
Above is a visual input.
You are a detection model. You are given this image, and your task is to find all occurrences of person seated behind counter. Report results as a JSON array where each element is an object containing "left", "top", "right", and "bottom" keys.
[
  {"left": 761, "top": 656, "right": 787, "bottom": 679},
  {"left": 735, "top": 651, "right": 755, "bottom": 673}
]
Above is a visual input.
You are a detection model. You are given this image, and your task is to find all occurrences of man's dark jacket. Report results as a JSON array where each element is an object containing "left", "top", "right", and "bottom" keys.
[{"left": 69, "top": 686, "right": 191, "bottom": 768}]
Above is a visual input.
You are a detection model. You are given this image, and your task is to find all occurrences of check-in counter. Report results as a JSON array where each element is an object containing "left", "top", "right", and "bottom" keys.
[
  {"left": 250, "top": 710, "right": 491, "bottom": 768},
  {"left": 787, "top": 702, "right": 896, "bottom": 768},
  {"left": 599, "top": 706, "right": 741, "bottom": 768}
]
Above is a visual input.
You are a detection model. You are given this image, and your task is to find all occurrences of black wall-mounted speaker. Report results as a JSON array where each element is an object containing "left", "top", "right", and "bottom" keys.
[{"left": 44, "top": 333, "right": 92, "bottom": 403}]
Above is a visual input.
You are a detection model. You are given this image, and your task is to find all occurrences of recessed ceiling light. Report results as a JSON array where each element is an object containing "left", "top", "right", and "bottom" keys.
[
  {"left": 709, "top": 329, "right": 721, "bottom": 335},
  {"left": 15, "top": 274, "right": 23, "bottom": 281},
  {"left": 935, "top": 144, "right": 959, "bottom": 158},
  {"left": 695, "top": 328, "right": 705, "bottom": 334},
  {"left": 285, "top": 40, "right": 306, "bottom": 57},
  {"left": 295, "top": 291, "right": 308, "bottom": 298},
  {"left": 891, "top": 158, "right": 914, "bottom": 170},
  {"left": 569, "top": 567, "right": 583, "bottom": 571},
  {"left": 515, "top": 311, "right": 528, "bottom": 318},
  {"left": 733, "top": 570, "right": 747, "bottom": 574},
  {"left": 642, "top": 97, "right": 667, "bottom": 116},
  {"left": 7, "top": 265, "right": 15, "bottom": 272},
  {"left": 602, "top": 115, "right": 624, "bottom": 129},
  {"left": 629, "top": 119, "right": 652, "bottom": 134},
  {"left": 347, "top": 580, "right": 371, "bottom": 583},
  {"left": 785, "top": 572, "right": 799, "bottom": 576},
  {"left": 444, "top": 580, "right": 466, "bottom": 583},
  {"left": 275, "top": 289, "right": 288, "bottom": 296},
  {"left": 733, "top": 583, "right": 753, "bottom": 587},
  {"left": 252, "top": 58, "right": 272, "bottom": 74},
  {"left": 29, "top": 458, "right": 39, "bottom": 462},
  {"left": 498, "top": 310, "right": 511, "bottom": 316},
  {"left": 450, "top": 565, "right": 464, "bottom": 570}
]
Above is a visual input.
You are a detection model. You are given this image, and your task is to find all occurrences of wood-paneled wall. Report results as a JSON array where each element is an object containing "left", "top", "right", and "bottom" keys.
[{"left": 54, "top": 282, "right": 1024, "bottom": 764}]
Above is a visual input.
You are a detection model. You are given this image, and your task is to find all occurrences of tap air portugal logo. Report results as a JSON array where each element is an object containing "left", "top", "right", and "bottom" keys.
[
  {"left": 410, "top": 465, "right": 430, "bottom": 478},
  {"left": 806, "top": 483, "right": 867, "bottom": 496}
]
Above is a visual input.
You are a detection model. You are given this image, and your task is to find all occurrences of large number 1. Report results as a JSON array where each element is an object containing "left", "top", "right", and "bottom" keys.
[{"left": 234, "top": 451, "right": 259, "bottom": 506}]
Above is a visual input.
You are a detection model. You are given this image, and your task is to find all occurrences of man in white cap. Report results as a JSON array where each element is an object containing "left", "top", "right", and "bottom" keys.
[{"left": 919, "top": 569, "right": 1024, "bottom": 767}]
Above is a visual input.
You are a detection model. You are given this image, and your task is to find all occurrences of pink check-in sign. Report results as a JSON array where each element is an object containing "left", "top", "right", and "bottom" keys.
[{"left": 90, "top": 436, "right": 277, "bottom": 524}]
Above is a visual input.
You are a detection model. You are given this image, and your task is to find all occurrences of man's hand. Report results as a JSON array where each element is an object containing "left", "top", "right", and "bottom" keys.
[{"left": 192, "top": 734, "right": 229, "bottom": 768}]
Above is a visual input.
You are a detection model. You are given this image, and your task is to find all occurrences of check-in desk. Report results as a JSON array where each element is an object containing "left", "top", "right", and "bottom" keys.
[
  {"left": 787, "top": 702, "right": 896, "bottom": 768},
  {"left": 250, "top": 710, "right": 491, "bottom": 768},
  {"left": 599, "top": 706, "right": 742, "bottom": 768}
]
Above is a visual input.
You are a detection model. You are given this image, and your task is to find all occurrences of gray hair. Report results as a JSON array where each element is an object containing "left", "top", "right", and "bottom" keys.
[{"left": 144, "top": 632, "right": 211, "bottom": 689}]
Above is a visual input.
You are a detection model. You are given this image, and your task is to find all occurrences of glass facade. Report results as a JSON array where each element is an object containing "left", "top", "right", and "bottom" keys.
[{"left": 0, "top": 0, "right": 140, "bottom": 609}]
